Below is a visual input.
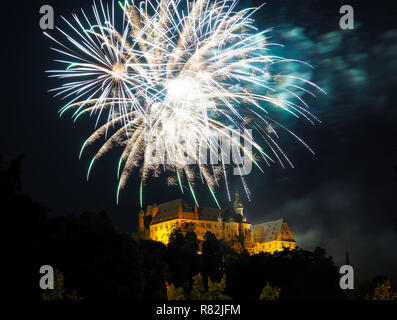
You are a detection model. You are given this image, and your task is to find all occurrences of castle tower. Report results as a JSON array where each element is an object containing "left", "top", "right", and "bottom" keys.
[
  {"left": 152, "top": 204, "right": 159, "bottom": 217},
  {"left": 233, "top": 189, "right": 244, "bottom": 216},
  {"left": 138, "top": 209, "right": 145, "bottom": 231},
  {"left": 194, "top": 203, "right": 199, "bottom": 220}
]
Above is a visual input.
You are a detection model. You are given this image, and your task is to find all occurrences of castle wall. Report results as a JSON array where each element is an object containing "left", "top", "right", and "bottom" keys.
[
  {"left": 149, "top": 218, "right": 252, "bottom": 246},
  {"left": 143, "top": 199, "right": 296, "bottom": 255}
]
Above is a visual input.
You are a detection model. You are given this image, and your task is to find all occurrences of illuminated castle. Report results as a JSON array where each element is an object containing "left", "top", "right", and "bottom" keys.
[{"left": 139, "top": 191, "right": 296, "bottom": 254}]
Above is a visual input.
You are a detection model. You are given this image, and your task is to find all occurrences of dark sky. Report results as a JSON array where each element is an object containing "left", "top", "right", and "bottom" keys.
[{"left": 1, "top": 0, "right": 396, "bottom": 283}]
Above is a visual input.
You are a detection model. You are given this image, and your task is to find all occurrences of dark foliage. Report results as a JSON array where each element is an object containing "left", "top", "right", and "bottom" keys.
[
  {"left": 201, "top": 232, "right": 223, "bottom": 282},
  {"left": 166, "top": 227, "right": 200, "bottom": 290},
  {"left": 225, "top": 247, "right": 345, "bottom": 300},
  {"left": 4, "top": 155, "right": 166, "bottom": 300}
]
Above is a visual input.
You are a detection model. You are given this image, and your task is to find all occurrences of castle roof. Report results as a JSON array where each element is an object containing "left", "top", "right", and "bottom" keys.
[
  {"left": 148, "top": 198, "right": 243, "bottom": 225},
  {"left": 150, "top": 199, "right": 192, "bottom": 224},
  {"left": 252, "top": 219, "right": 285, "bottom": 242},
  {"left": 197, "top": 207, "right": 221, "bottom": 221}
]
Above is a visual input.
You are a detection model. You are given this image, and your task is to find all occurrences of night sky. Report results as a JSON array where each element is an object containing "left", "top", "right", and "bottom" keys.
[{"left": 2, "top": 0, "right": 396, "bottom": 283}]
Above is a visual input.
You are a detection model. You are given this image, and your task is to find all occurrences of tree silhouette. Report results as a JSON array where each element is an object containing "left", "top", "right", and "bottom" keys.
[
  {"left": 205, "top": 274, "right": 232, "bottom": 300},
  {"left": 166, "top": 282, "right": 186, "bottom": 300},
  {"left": 365, "top": 279, "right": 397, "bottom": 300},
  {"left": 202, "top": 232, "right": 223, "bottom": 281},
  {"left": 166, "top": 227, "right": 200, "bottom": 290},
  {"left": 167, "top": 273, "right": 232, "bottom": 300},
  {"left": 225, "top": 247, "right": 344, "bottom": 300},
  {"left": 259, "top": 282, "right": 281, "bottom": 300},
  {"left": 191, "top": 273, "right": 206, "bottom": 300},
  {"left": 41, "top": 269, "right": 66, "bottom": 301}
]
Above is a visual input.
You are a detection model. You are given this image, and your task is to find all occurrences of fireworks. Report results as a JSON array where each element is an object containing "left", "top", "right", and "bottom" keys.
[{"left": 44, "top": 0, "right": 324, "bottom": 206}]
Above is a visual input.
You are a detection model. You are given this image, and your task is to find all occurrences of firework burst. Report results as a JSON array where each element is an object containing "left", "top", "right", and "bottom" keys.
[{"left": 44, "top": 0, "right": 324, "bottom": 206}]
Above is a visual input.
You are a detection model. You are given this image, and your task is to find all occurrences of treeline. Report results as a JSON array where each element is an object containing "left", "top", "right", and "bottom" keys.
[{"left": 3, "top": 155, "right": 395, "bottom": 300}]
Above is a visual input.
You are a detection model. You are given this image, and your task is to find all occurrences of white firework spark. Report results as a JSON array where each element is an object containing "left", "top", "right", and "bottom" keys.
[{"left": 44, "top": 0, "right": 324, "bottom": 206}]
